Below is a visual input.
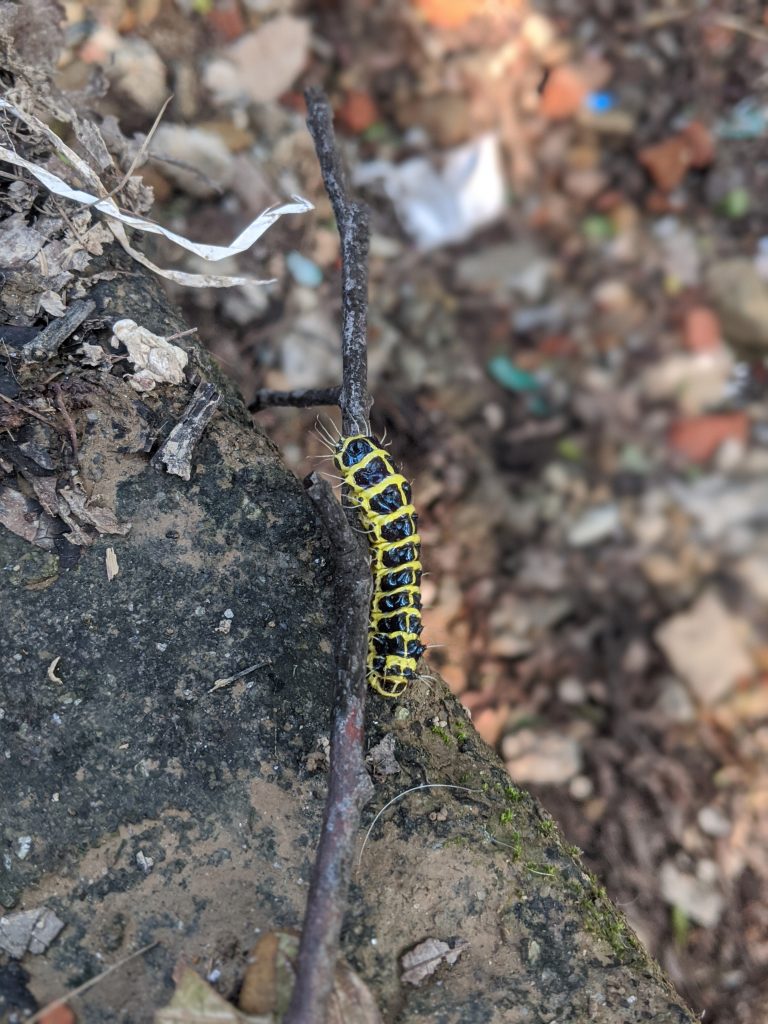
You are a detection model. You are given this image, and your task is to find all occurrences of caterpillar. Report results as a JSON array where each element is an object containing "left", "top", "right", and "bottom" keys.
[{"left": 333, "top": 434, "right": 425, "bottom": 698}]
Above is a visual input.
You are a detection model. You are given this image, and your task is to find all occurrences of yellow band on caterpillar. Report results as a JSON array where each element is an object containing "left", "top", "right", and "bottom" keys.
[{"left": 334, "top": 434, "right": 425, "bottom": 698}]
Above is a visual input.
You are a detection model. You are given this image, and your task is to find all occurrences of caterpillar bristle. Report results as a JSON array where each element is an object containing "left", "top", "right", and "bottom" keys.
[{"left": 333, "top": 433, "right": 424, "bottom": 700}]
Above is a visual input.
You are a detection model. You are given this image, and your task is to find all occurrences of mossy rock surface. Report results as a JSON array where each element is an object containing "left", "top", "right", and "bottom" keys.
[{"left": 0, "top": 261, "right": 696, "bottom": 1023}]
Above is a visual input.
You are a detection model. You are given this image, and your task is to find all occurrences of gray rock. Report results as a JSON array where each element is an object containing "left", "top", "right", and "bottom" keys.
[{"left": 706, "top": 258, "right": 768, "bottom": 352}]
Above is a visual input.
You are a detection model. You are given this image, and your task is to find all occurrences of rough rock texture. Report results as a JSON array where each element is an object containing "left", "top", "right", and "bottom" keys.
[{"left": 0, "top": 252, "right": 698, "bottom": 1024}]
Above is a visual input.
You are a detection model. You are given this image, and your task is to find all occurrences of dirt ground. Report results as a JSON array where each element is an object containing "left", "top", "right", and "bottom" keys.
[{"left": 6, "top": 0, "right": 768, "bottom": 1021}]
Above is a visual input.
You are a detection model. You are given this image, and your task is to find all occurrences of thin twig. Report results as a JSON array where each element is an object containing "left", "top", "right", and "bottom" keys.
[
  {"left": 285, "top": 474, "right": 373, "bottom": 1024},
  {"left": 52, "top": 383, "right": 79, "bottom": 464},
  {"left": 248, "top": 386, "right": 341, "bottom": 412},
  {"left": 0, "top": 392, "right": 61, "bottom": 432},
  {"left": 282, "top": 87, "right": 373, "bottom": 1024},
  {"left": 26, "top": 942, "right": 157, "bottom": 1023},
  {"left": 304, "top": 88, "right": 370, "bottom": 436}
]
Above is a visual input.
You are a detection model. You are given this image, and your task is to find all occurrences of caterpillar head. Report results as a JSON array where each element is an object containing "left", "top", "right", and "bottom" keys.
[{"left": 334, "top": 434, "right": 376, "bottom": 471}]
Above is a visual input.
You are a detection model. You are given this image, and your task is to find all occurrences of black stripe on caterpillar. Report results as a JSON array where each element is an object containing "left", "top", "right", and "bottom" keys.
[{"left": 333, "top": 434, "right": 425, "bottom": 698}]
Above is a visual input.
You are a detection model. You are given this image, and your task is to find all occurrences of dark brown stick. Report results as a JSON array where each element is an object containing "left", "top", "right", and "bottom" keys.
[
  {"left": 304, "top": 88, "right": 370, "bottom": 437},
  {"left": 248, "top": 386, "right": 341, "bottom": 413},
  {"left": 19, "top": 299, "right": 95, "bottom": 363},
  {"left": 282, "top": 90, "right": 373, "bottom": 1024}
]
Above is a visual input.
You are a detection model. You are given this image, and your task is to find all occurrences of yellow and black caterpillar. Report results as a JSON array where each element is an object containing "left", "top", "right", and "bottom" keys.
[{"left": 333, "top": 434, "right": 424, "bottom": 698}]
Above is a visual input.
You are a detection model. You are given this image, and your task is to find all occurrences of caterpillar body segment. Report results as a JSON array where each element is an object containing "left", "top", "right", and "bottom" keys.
[{"left": 333, "top": 434, "right": 425, "bottom": 698}]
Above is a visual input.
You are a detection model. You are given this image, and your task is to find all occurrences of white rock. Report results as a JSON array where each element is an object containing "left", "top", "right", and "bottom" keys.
[
  {"left": 697, "top": 806, "right": 732, "bottom": 838},
  {"left": 504, "top": 730, "right": 582, "bottom": 785},
  {"left": 660, "top": 861, "right": 724, "bottom": 927},
  {"left": 655, "top": 590, "right": 752, "bottom": 705},
  {"left": 226, "top": 16, "right": 310, "bottom": 104},
  {"left": 735, "top": 556, "right": 768, "bottom": 603},
  {"left": 457, "top": 241, "right": 552, "bottom": 302},
  {"left": 567, "top": 504, "right": 621, "bottom": 547},
  {"left": 107, "top": 38, "right": 167, "bottom": 114},
  {"left": 557, "top": 676, "right": 586, "bottom": 705},
  {"left": 653, "top": 677, "right": 696, "bottom": 724},
  {"left": 641, "top": 349, "right": 733, "bottom": 415},
  {"left": 150, "top": 124, "right": 234, "bottom": 198}
]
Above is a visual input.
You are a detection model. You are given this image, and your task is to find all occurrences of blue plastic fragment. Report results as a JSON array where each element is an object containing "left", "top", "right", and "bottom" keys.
[
  {"left": 487, "top": 355, "right": 541, "bottom": 393},
  {"left": 586, "top": 91, "right": 615, "bottom": 114},
  {"left": 286, "top": 250, "right": 323, "bottom": 288}
]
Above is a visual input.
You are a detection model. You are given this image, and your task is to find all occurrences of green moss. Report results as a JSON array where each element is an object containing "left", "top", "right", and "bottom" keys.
[
  {"left": 525, "top": 861, "right": 557, "bottom": 877},
  {"left": 499, "top": 809, "right": 515, "bottom": 825},
  {"left": 537, "top": 818, "right": 555, "bottom": 836},
  {"left": 504, "top": 785, "right": 524, "bottom": 803},
  {"left": 579, "top": 875, "right": 645, "bottom": 965},
  {"left": 453, "top": 724, "right": 469, "bottom": 744},
  {"left": 671, "top": 905, "right": 690, "bottom": 948},
  {"left": 430, "top": 724, "right": 453, "bottom": 745}
]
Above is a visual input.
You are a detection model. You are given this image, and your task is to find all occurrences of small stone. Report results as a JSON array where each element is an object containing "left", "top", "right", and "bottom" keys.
[
  {"left": 680, "top": 121, "right": 715, "bottom": 167},
  {"left": 503, "top": 729, "right": 582, "bottom": 785},
  {"left": 655, "top": 590, "right": 753, "bottom": 705},
  {"left": 668, "top": 413, "right": 749, "bottom": 463},
  {"left": 456, "top": 242, "right": 552, "bottom": 302},
  {"left": 150, "top": 125, "right": 234, "bottom": 198},
  {"left": 638, "top": 135, "right": 692, "bottom": 192},
  {"left": 107, "top": 38, "right": 167, "bottom": 114},
  {"left": 592, "top": 279, "right": 634, "bottom": 312},
  {"left": 540, "top": 65, "right": 589, "bottom": 120},
  {"left": 697, "top": 806, "right": 731, "bottom": 838},
  {"left": 735, "top": 556, "right": 768, "bottom": 603},
  {"left": 569, "top": 775, "right": 594, "bottom": 801},
  {"left": 336, "top": 90, "right": 380, "bottom": 134},
  {"left": 567, "top": 504, "right": 621, "bottom": 547},
  {"left": 660, "top": 861, "right": 724, "bottom": 927},
  {"left": 654, "top": 677, "right": 696, "bottom": 723},
  {"left": 557, "top": 676, "right": 586, "bottom": 705},
  {"left": 683, "top": 306, "right": 722, "bottom": 352},
  {"left": 706, "top": 258, "right": 768, "bottom": 353},
  {"left": 226, "top": 16, "right": 310, "bottom": 104}
]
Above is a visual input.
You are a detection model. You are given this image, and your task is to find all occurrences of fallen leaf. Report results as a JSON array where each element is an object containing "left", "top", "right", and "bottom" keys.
[
  {"left": 58, "top": 484, "right": 131, "bottom": 537},
  {"left": 240, "top": 931, "right": 382, "bottom": 1022},
  {"left": 156, "top": 966, "right": 268, "bottom": 1022},
  {"left": 37, "top": 1005, "right": 75, "bottom": 1024},
  {"left": 400, "top": 937, "right": 469, "bottom": 986},
  {"left": 0, "top": 485, "right": 57, "bottom": 549}
]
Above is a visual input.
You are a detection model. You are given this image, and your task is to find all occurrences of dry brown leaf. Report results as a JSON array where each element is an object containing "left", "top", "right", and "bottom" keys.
[
  {"left": 58, "top": 484, "right": 131, "bottom": 537},
  {"left": 240, "top": 930, "right": 382, "bottom": 1023},
  {"left": 155, "top": 966, "right": 268, "bottom": 1023},
  {"left": 0, "top": 485, "right": 57, "bottom": 549},
  {"left": 400, "top": 937, "right": 469, "bottom": 986}
]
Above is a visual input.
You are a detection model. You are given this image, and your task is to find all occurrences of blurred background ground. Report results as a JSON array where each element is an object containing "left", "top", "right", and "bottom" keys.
[{"left": 42, "top": 0, "right": 768, "bottom": 1020}]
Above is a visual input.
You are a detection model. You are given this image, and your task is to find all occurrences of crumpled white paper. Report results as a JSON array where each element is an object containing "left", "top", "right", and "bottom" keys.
[
  {"left": 0, "top": 97, "right": 313, "bottom": 287},
  {"left": 355, "top": 133, "right": 506, "bottom": 250}
]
